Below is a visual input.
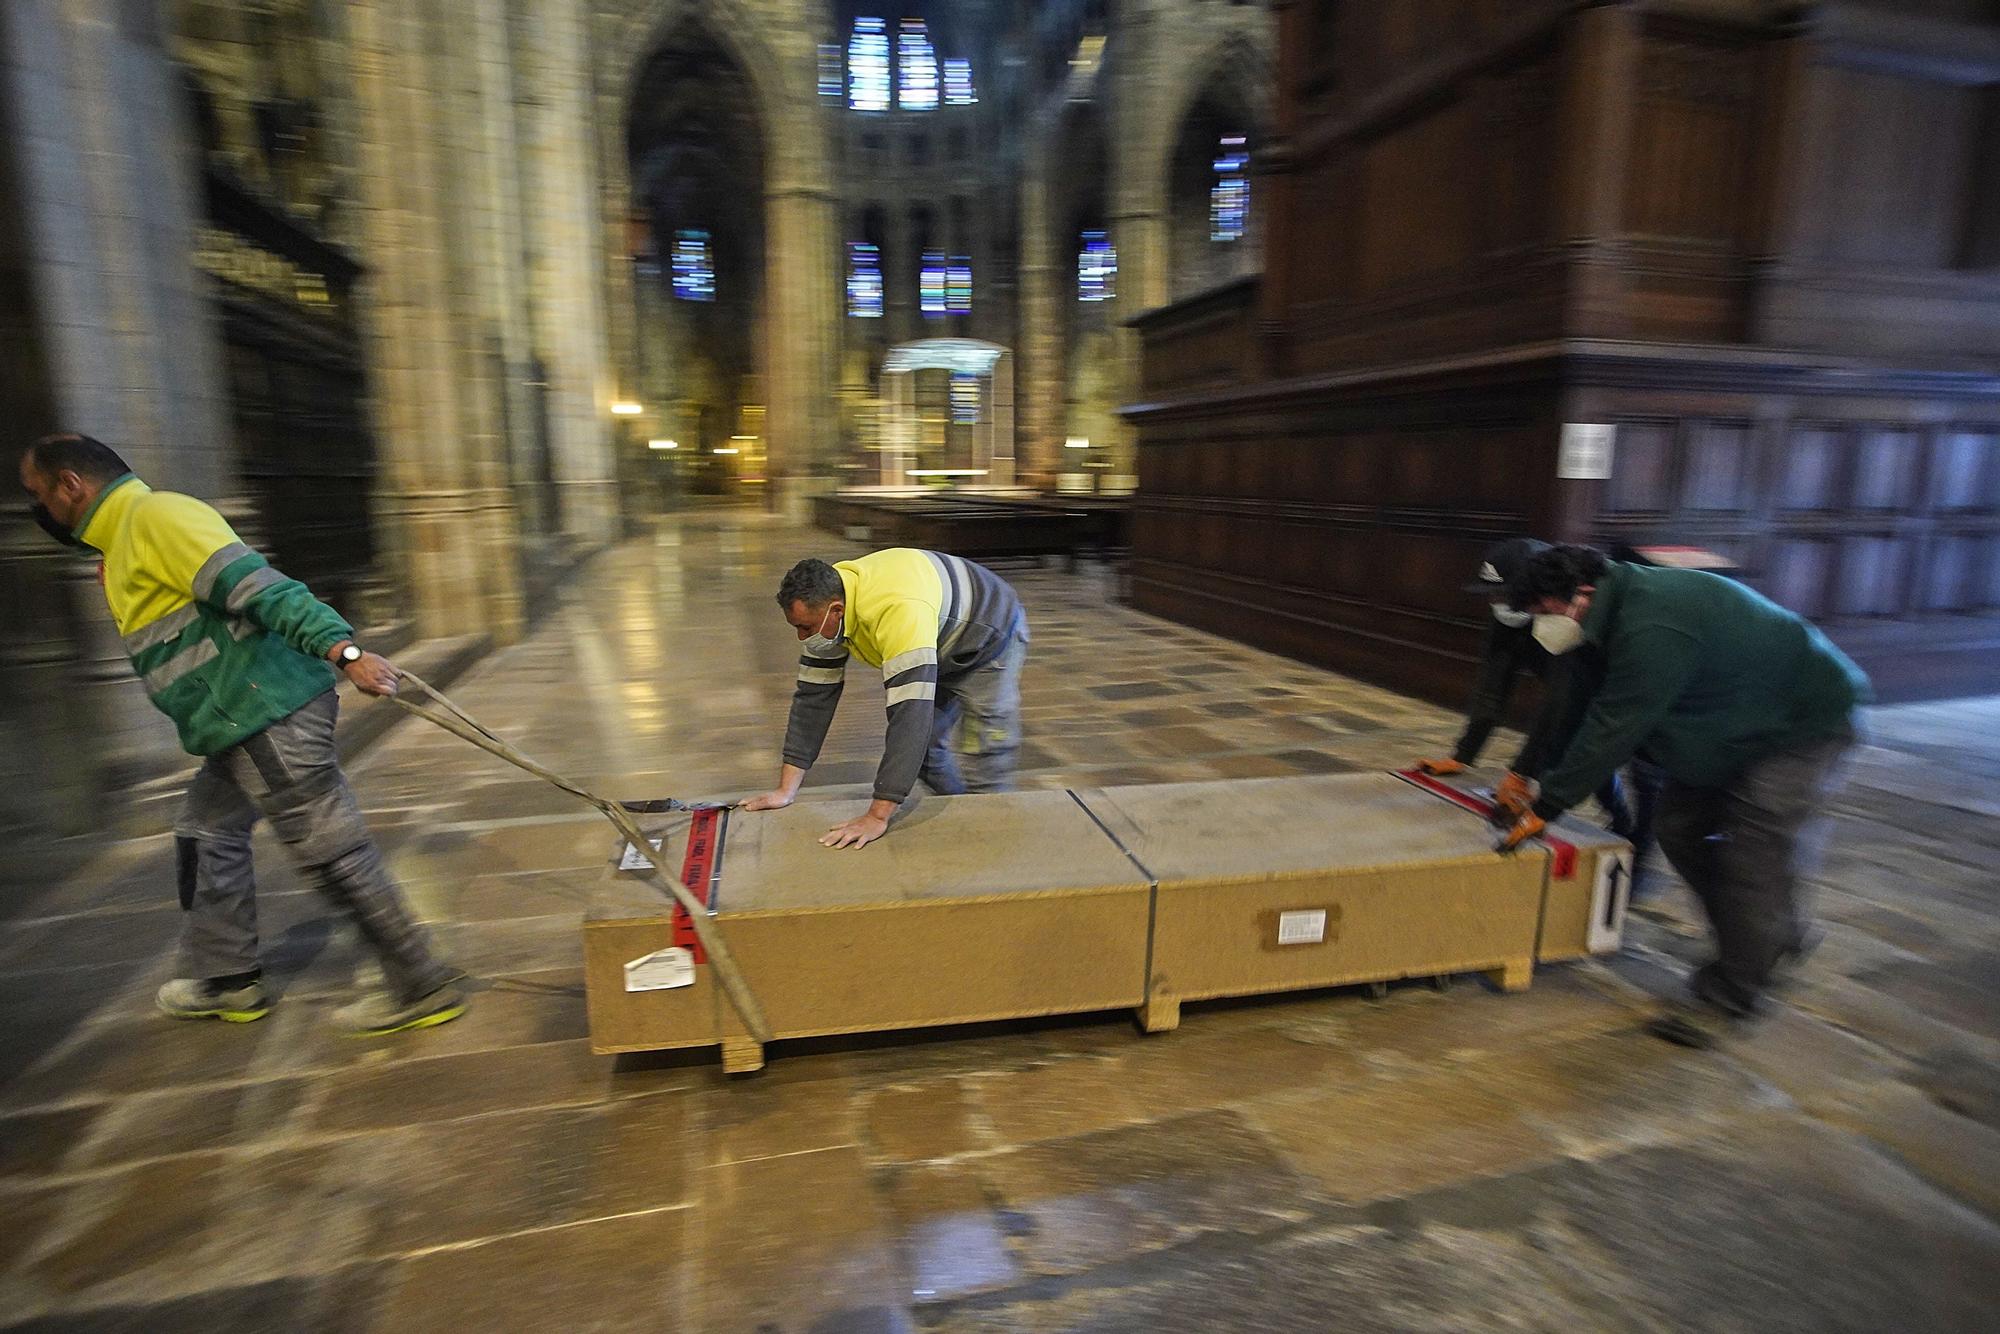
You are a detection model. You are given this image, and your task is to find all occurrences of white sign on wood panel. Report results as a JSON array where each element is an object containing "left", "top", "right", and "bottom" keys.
[{"left": 1559, "top": 423, "right": 1617, "bottom": 480}]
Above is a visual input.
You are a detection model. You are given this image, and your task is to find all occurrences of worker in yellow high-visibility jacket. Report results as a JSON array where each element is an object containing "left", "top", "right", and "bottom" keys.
[
  {"left": 742, "top": 549, "right": 1029, "bottom": 849},
  {"left": 20, "top": 433, "right": 464, "bottom": 1035}
]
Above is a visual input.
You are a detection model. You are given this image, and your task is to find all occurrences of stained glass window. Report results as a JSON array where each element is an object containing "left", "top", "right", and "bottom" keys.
[
  {"left": 898, "top": 20, "right": 938, "bottom": 111},
  {"left": 947, "top": 256, "right": 971, "bottom": 313},
  {"left": 1212, "top": 135, "right": 1250, "bottom": 242},
  {"left": 671, "top": 230, "right": 714, "bottom": 301},
  {"left": 950, "top": 371, "right": 979, "bottom": 424},
  {"left": 849, "top": 18, "right": 890, "bottom": 112},
  {"left": 847, "top": 242, "right": 883, "bottom": 318},
  {"left": 1078, "top": 230, "right": 1116, "bottom": 303},
  {"left": 920, "top": 249, "right": 947, "bottom": 316},
  {"left": 818, "top": 44, "right": 843, "bottom": 99},
  {"left": 944, "top": 58, "right": 976, "bottom": 105}
]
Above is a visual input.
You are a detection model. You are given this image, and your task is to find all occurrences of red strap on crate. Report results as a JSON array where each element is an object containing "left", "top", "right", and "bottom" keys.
[
  {"left": 673, "top": 805, "right": 727, "bottom": 963},
  {"left": 1392, "top": 768, "right": 1577, "bottom": 879}
]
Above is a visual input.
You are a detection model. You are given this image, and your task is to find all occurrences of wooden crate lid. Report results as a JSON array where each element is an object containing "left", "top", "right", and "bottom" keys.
[{"left": 1072, "top": 773, "right": 1537, "bottom": 885}]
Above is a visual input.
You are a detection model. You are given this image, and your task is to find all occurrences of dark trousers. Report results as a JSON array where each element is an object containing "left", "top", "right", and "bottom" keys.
[
  {"left": 1653, "top": 724, "right": 1858, "bottom": 1008},
  {"left": 175, "top": 690, "right": 452, "bottom": 1002}
]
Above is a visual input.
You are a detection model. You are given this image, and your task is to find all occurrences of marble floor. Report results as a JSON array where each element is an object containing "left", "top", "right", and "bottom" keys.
[{"left": 2, "top": 511, "right": 1997, "bottom": 1332}]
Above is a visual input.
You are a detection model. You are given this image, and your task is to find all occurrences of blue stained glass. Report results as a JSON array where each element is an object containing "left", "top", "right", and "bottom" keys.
[
  {"left": 944, "top": 58, "right": 976, "bottom": 105},
  {"left": 1211, "top": 135, "right": 1250, "bottom": 242},
  {"left": 849, "top": 18, "right": 890, "bottom": 112},
  {"left": 921, "top": 249, "right": 947, "bottom": 316},
  {"left": 1078, "top": 230, "right": 1116, "bottom": 303},
  {"left": 899, "top": 20, "right": 938, "bottom": 111},
  {"left": 818, "top": 44, "right": 843, "bottom": 99},
  {"left": 947, "top": 256, "right": 971, "bottom": 313},
  {"left": 847, "top": 242, "right": 883, "bottom": 318},
  {"left": 671, "top": 229, "right": 714, "bottom": 301}
]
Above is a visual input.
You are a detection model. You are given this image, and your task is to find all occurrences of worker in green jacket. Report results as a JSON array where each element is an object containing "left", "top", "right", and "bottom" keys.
[
  {"left": 1495, "top": 544, "right": 1869, "bottom": 1047},
  {"left": 20, "top": 433, "right": 465, "bottom": 1035}
]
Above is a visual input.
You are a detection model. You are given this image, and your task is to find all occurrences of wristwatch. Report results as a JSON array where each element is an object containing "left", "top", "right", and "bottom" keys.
[{"left": 335, "top": 644, "right": 365, "bottom": 669}]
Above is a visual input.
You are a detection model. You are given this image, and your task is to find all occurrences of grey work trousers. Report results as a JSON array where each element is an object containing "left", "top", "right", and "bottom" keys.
[
  {"left": 1653, "top": 723, "right": 1858, "bottom": 1008},
  {"left": 174, "top": 690, "right": 451, "bottom": 1003},
  {"left": 919, "top": 632, "right": 1028, "bottom": 796}
]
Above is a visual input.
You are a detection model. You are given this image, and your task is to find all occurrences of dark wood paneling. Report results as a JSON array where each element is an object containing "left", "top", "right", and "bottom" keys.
[
  {"left": 1130, "top": 0, "right": 2000, "bottom": 702},
  {"left": 1793, "top": 65, "right": 1979, "bottom": 270}
]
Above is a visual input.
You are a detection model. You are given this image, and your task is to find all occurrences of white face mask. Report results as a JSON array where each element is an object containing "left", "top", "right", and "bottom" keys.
[
  {"left": 802, "top": 604, "right": 844, "bottom": 657},
  {"left": 1532, "top": 613, "right": 1585, "bottom": 656},
  {"left": 1492, "top": 604, "right": 1531, "bottom": 629}
]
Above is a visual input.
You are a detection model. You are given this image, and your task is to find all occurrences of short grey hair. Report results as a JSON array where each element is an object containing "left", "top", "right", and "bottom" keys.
[{"left": 777, "top": 558, "right": 842, "bottom": 610}]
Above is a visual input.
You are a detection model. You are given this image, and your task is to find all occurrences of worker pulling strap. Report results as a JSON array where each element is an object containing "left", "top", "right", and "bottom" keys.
[{"left": 389, "top": 670, "right": 773, "bottom": 1044}]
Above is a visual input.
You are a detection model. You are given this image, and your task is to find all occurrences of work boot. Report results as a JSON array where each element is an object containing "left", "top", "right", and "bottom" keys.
[
  {"left": 1772, "top": 925, "right": 1825, "bottom": 985},
  {"left": 1647, "top": 963, "right": 1760, "bottom": 1049},
  {"left": 157, "top": 975, "right": 271, "bottom": 1023},
  {"left": 334, "top": 979, "right": 468, "bottom": 1037},
  {"left": 1646, "top": 998, "right": 1738, "bottom": 1050}
]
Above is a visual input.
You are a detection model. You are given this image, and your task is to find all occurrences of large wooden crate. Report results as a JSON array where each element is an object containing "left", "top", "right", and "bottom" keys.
[
  {"left": 584, "top": 790, "right": 1152, "bottom": 1071},
  {"left": 583, "top": 774, "right": 1628, "bottom": 1072}
]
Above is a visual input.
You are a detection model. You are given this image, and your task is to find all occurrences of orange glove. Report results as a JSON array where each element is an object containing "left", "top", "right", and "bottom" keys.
[
  {"left": 1495, "top": 811, "right": 1547, "bottom": 854},
  {"left": 1416, "top": 757, "right": 1467, "bottom": 776},
  {"left": 1493, "top": 771, "right": 1535, "bottom": 818}
]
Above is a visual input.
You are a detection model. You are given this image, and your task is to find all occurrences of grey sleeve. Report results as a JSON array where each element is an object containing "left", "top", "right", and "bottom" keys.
[
  {"left": 781, "top": 650, "right": 848, "bottom": 769},
  {"left": 873, "top": 648, "right": 940, "bottom": 805}
]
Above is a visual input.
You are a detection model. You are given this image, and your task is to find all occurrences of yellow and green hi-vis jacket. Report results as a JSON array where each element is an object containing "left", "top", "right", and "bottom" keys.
[{"left": 73, "top": 474, "right": 353, "bottom": 757}]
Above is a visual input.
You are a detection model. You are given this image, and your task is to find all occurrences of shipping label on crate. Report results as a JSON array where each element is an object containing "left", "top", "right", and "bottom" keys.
[
  {"left": 624, "top": 947, "right": 696, "bottom": 992},
  {"left": 1587, "top": 849, "right": 1633, "bottom": 954},
  {"left": 1277, "top": 909, "right": 1328, "bottom": 946}
]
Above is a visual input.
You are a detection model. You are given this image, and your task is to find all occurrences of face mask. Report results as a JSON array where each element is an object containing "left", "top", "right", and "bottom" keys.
[
  {"left": 802, "top": 605, "right": 844, "bottom": 657},
  {"left": 1532, "top": 613, "right": 1585, "bottom": 656},
  {"left": 28, "top": 502, "right": 83, "bottom": 549},
  {"left": 1492, "top": 605, "right": 1531, "bottom": 629}
]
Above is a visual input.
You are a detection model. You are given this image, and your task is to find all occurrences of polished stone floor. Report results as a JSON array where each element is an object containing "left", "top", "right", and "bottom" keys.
[{"left": 2, "top": 511, "right": 1997, "bottom": 1332}]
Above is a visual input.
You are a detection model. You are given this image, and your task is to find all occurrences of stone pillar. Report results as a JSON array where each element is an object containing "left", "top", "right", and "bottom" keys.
[
  {"left": 346, "top": 0, "right": 495, "bottom": 640},
  {"left": 467, "top": 0, "right": 553, "bottom": 548},
  {"left": 1015, "top": 156, "right": 1062, "bottom": 485},
  {"left": 0, "top": 0, "right": 232, "bottom": 792},
  {"left": 766, "top": 179, "right": 840, "bottom": 508},
  {"left": 432, "top": 0, "right": 525, "bottom": 643},
  {"left": 514, "top": 0, "right": 616, "bottom": 535}
]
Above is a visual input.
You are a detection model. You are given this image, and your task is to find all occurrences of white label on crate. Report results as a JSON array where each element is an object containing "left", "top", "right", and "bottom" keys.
[
  {"left": 624, "top": 947, "right": 695, "bottom": 992},
  {"left": 619, "top": 838, "right": 665, "bottom": 871},
  {"left": 1558, "top": 423, "right": 1617, "bottom": 480},
  {"left": 1588, "top": 849, "right": 1633, "bottom": 954},
  {"left": 1277, "top": 909, "right": 1328, "bottom": 946}
]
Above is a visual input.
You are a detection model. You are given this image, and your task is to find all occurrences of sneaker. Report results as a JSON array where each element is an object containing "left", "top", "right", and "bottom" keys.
[
  {"left": 157, "top": 976, "right": 271, "bottom": 1023},
  {"left": 334, "top": 980, "right": 467, "bottom": 1037}
]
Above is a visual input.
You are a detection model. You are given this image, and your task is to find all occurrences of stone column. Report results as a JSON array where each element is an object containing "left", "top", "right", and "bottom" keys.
[
  {"left": 1015, "top": 154, "right": 1062, "bottom": 485},
  {"left": 515, "top": 0, "right": 616, "bottom": 536},
  {"left": 431, "top": 0, "right": 525, "bottom": 643},
  {"left": 346, "top": 0, "right": 493, "bottom": 640},
  {"left": 0, "top": 0, "right": 232, "bottom": 792},
  {"left": 766, "top": 178, "right": 840, "bottom": 507}
]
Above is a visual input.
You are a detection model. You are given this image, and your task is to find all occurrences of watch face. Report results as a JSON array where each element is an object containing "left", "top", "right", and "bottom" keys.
[{"left": 341, "top": 646, "right": 362, "bottom": 663}]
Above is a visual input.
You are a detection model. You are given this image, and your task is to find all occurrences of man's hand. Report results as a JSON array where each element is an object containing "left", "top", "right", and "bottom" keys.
[
  {"left": 335, "top": 647, "right": 401, "bottom": 697},
  {"left": 1415, "top": 757, "right": 1467, "bottom": 776},
  {"left": 1493, "top": 771, "right": 1535, "bottom": 819},
  {"left": 739, "top": 790, "right": 796, "bottom": 812},
  {"left": 1494, "top": 811, "right": 1547, "bottom": 854},
  {"left": 821, "top": 811, "right": 888, "bottom": 850}
]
